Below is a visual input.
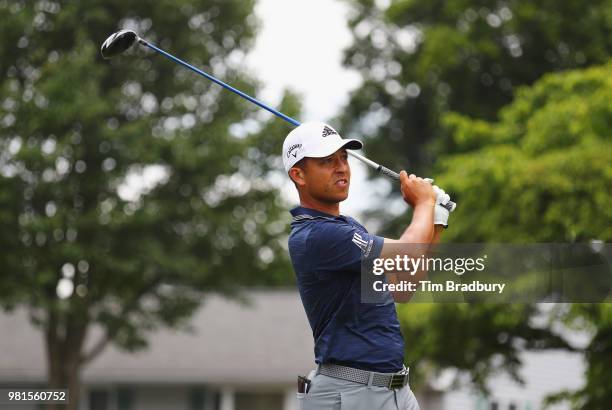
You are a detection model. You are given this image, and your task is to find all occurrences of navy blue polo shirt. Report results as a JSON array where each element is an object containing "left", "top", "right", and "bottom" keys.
[{"left": 288, "top": 206, "right": 405, "bottom": 373}]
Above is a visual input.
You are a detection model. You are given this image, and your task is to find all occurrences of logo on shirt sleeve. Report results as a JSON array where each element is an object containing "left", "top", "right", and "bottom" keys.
[
  {"left": 352, "top": 232, "right": 368, "bottom": 251},
  {"left": 352, "top": 232, "right": 375, "bottom": 257}
]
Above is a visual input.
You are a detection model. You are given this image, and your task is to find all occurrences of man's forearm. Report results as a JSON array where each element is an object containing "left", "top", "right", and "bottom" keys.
[
  {"left": 386, "top": 219, "right": 445, "bottom": 302},
  {"left": 381, "top": 202, "right": 434, "bottom": 302},
  {"left": 398, "top": 202, "right": 435, "bottom": 244},
  {"left": 431, "top": 225, "right": 444, "bottom": 245}
]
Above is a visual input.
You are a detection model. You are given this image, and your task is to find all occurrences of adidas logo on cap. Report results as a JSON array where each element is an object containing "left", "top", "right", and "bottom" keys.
[{"left": 322, "top": 126, "right": 338, "bottom": 138}]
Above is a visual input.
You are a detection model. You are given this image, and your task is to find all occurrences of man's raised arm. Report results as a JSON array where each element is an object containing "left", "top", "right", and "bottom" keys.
[{"left": 377, "top": 171, "right": 449, "bottom": 302}]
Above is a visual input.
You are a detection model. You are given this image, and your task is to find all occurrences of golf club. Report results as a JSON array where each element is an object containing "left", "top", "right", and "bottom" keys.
[{"left": 101, "top": 30, "right": 456, "bottom": 212}]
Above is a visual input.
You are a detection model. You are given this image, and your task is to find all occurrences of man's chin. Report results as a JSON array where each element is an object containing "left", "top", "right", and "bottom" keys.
[
  {"left": 334, "top": 190, "right": 350, "bottom": 203},
  {"left": 318, "top": 192, "right": 349, "bottom": 204}
]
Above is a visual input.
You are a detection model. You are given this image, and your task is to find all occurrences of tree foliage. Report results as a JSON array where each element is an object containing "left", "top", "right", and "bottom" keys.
[
  {"left": 345, "top": 0, "right": 611, "bottom": 403},
  {"left": 339, "top": 0, "right": 612, "bottom": 172},
  {"left": 398, "top": 303, "right": 573, "bottom": 392},
  {"left": 435, "top": 62, "right": 612, "bottom": 243},
  {"left": 339, "top": 5, "right": 611, "bottom": 399},
  {"left": 548, "top": 304, "right": 612, "bottom": 409},
  {"left": 0, "top": 1, "right": 296, "bottom": 407},
  {"left": 398, "top": 63, "right": 612, "bottom": 401}
]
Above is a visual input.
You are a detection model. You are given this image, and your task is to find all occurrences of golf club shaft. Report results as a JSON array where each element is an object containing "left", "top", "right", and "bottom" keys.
[
  {"left": 143, "top": 40, "right": 401, "bottom": 176},
  {"left": 142, "top": 39, "right": 300, "bottom": 127},
  {"left": 140, "top": 39, "right": 455, "bottom": 211}
]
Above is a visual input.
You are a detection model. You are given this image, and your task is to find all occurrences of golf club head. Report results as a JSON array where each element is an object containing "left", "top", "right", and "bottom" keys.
[{"left": 100, "top": 30, "right": 140, "bottom": 59}]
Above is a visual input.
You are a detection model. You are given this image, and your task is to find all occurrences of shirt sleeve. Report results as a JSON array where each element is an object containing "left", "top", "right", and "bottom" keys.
[{"left": 308, "top": 221, "right": 384, "bottom": 273}]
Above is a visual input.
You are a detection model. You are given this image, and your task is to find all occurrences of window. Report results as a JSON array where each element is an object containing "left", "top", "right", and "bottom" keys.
[
  {"left": 117, "top": 388, "right": 134, "bottom": 410},
  {"left": 235, "top": 392, "right": 283, "bottom": 410},
  {"left": 89, "top": 390, "right": 109, "bottom": 410},
  {"left": 189, "top": 388, "right": 205, "bottom": 410}
]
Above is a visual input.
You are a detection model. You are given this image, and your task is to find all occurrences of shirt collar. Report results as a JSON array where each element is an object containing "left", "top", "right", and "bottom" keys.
[{"left": 290, "top": 206, "right": 347, "bottom": 222}]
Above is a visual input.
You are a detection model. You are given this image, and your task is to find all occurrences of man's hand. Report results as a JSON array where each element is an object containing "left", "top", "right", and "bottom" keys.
[
  {"left": 399, "top": 171, "right": 436, "bottom": 208},
  {"left": 432, "top": 185, "right": 451, "bottom": 227}
]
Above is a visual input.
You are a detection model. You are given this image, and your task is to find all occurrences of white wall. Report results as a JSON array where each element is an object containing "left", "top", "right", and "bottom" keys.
[{"left": 133, "top": 386, "right": 190, "bottom": 410}]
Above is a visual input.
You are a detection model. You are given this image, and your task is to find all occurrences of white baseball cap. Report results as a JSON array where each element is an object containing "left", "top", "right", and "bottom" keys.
[{"left": 282, "top": 122, "right": 363, "bottom": 172}]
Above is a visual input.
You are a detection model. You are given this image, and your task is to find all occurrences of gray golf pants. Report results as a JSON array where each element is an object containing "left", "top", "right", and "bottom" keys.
[{"left": 297, "top": 371, "right": 420, "bottom": 410}]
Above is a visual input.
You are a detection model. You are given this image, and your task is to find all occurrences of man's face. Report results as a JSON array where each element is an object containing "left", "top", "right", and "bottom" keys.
[{"left": 296, "top": 149, "right": 351, "bottom": 203}]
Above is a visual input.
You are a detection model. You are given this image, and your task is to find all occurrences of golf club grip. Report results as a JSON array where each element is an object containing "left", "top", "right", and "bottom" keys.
[
  {"left": 377, "top": 165, "right": 456, "bottom": 212},
  {"left": 377, "top": 165, "right": 400, "bottom": 180}
]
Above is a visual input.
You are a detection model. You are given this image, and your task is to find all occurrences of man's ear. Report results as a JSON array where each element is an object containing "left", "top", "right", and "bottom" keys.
[{"left": 289, "top": 166, "right": 306, "bottom": 187}]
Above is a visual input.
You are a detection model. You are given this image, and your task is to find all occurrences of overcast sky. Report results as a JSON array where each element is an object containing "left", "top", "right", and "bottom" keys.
[
  {"left": 246, "top": 0, "right": 387, "bottom": 218},
  {"left": 246, "top": 0, "right": 361, "bottom": 121}
]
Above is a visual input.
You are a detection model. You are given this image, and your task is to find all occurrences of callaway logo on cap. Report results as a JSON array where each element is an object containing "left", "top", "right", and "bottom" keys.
[{"left": 282, "top": 122, "right": 363, "bottom": 172}]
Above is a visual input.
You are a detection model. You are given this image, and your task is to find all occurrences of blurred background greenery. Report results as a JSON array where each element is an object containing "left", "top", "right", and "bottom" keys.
[
  {"left": 0, "top": 0, "right": 610, "bottom": 409},
  {"left": 339, "top": 2, "right": 611, "bottom": 408}
]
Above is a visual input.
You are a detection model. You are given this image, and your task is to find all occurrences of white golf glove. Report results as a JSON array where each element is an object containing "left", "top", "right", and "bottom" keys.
[{"left": 433, "top": 185, "right": 451, "bottom": 228}]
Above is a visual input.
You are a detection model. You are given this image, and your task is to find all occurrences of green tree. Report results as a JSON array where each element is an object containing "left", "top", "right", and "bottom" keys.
[
  {"left": 338, "top": 3, "right": 612, "bottom": 399},
  {"left": 398, "top": 63, "right": 612, "bottom": 403},
  {"left": 435, "top": 62, "right": 612, "bottom": 243},
  {"left": 339, "top": 0, "right": 612, "bottom": 173},
  {"left": 398, "top": 303, "right": 573, "bottom": 391},
  {"left": 546, "top": 304, "right": 612, "bottom": 409},
  {"left": 0, "top": 2, "right": 296, "bottom": 409}
]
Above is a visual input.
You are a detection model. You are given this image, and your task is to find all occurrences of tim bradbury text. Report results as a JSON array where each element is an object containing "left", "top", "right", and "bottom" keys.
[{"left": 373, "top": 280, "right": 506, "bottom": 294}]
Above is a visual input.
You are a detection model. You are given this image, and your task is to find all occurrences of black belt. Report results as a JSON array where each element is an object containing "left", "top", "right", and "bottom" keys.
[{"left": 317, "top": 363, "right": 409, "bottom": 390}]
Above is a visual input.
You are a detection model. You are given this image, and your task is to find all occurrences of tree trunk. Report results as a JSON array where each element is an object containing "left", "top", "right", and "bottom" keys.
[
  {"left": 45, "top": 309, "right": 87, "bottom": 410},
  {"left": 46, "top": 357, "right": 82, "bottom": 410}
]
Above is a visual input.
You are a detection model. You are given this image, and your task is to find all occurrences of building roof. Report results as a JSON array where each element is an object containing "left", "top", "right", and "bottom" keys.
[{"left": 0, "top": 289, "right": 315, "bottom": 385}]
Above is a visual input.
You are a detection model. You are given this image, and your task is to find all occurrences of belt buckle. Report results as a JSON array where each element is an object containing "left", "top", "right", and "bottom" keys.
[{"left": 388, "top": 374, "right": 406, "bottom": 390}]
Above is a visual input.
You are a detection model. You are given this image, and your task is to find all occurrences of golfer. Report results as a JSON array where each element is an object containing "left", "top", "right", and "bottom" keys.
[{"left": 284, "top": 122, "right": 451, "bottom": 410}]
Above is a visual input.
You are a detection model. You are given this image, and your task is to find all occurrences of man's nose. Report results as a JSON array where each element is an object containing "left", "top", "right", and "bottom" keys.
[{"left": 335, "top": 157, "right": 349, "bottom": 173}]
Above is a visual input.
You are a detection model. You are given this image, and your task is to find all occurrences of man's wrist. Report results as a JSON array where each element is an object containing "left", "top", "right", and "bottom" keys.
[{"left": 414, "top": 199, "right": 436, "bottom": 209}]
